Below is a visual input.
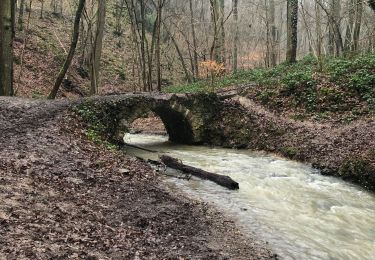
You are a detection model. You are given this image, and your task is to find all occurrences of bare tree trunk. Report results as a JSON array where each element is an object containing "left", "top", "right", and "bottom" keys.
[
  {"left": 40, "top": 0, "right": 44, "bottom": 19},
  {"left": 160, "top": 155, "right": 239, "bottom": 190},
  {"left": 18, "top": 0, "right": 25, "bottom": 31},
  {"left": 315, "top": 2, "right": 323, "bottom": 71},
  {"left": 125, "top": 0, "right": 144, "bottom": 91},
  {"left": 210, "top": 0, "right": 221, "bottom": 62},
  {"left": 333, "top": 19, "right": 344, "bottom": 56},
  {"left": 232, "top": 0, "right": 239, "bottom": 72},
  {"left": 265, "top": 0, "right": 270, "bottom": 67},
  {"left": 189, "top": 0, "right": 199, "bottom": 78},
  {"left": 172, "top": 35, "right": 192, "bottom": 83},
  {"left": 140, "top": 0, "right": 148, "bottom": 91},
  {"left": 300, "top": 1, "right": 315, "bottom": 59},
  {"left": 317, "top": 0, "right": 343, "bottom": 56},
  {"left": 81, "top": 0, "right": 95, "bottom": 68},
  {"left": 90, "top": 0, "right": 106, "bottom": 95},
  {"left": 330, "top": 0, "right": 341, "bottom": 56},
  {"left": 48, "top": 0, "right": 86, "bottom": 99},
  {"left": 344, "top": 0, "right": 355, "bottom": 53},
  {"left": 16, "top": 0, "right": 33, "bottom": 94},
  {"left": 59, "top": 0, "right": 63, "bottom": 15},
  {"left": 218, "top": 0, "right": 225, "bottom": 66},
  {"left": 155, "top": 0, "right": 165, "bottom": 91},
  {"left": 352, "top": 0, "right": 363, "bottom": 52},
  {"left": 147, "top": 7, "right": 159, "bottom": 92},
  {"left": 265, "top": 0, "right": 278, "bottom": 67},
  {"left": 0, "top": 0, "right": 15, "bottom": 96},
  {"left": 286, "top": 0, "right": 298, "bottom": 63},
  {"left": 12, "top": 0, "right": 16, "bottom": 38},
  {"left": 51, "top": 0, "right": 57, "bottom": 14},
  {"left": 269, "top": 0, "right": 278, "bottom": 67}
]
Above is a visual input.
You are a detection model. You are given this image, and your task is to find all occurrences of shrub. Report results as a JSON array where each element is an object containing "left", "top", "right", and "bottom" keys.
[
  {"left": 326, "top": 59, "right": 352, "bottom": 81},
  {"left": 349, "top": 69, "right": 375, "bottom": 94},
  {"left": 318, "top": 87, "right": 344, "bottom": 103},
  {"left": 281, "top": 71, "right": 315, "bottom": 94},
  {"left": 200, "top": 60, "right": 225, "bottom": 90}
]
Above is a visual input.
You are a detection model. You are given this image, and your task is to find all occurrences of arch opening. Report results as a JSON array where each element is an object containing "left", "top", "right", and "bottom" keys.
[
  {"left": 153, "top": 106, "right": 194, "bottom": 144},
  {"left": 119, "top": 103, "right": 195, "bottom": 145},
  {"left": 130, "top": 112, "right": 167, "bottom": 136}
]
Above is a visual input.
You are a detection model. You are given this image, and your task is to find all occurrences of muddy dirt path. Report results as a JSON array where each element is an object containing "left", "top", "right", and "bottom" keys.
[{"left": 0, "top": 97, "right": 273, "bottom": 259}]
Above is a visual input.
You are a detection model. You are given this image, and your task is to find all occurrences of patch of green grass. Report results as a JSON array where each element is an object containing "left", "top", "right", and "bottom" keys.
[
  {"left": 280, "top": 146, "right": 299, "bottom": 158},
  {"left": 85, "top": 128, "right": 118, "bottom": 151},
  {"left": 163, "top": 70, "right": 256, "bottom": 93}
]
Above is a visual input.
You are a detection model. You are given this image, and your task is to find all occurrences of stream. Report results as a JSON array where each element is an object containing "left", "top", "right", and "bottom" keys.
[{"left": 124, "top": 133, "right": 375, "bottom": 260}]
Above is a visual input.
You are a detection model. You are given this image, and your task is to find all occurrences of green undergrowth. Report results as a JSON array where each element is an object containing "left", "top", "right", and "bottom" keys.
[
  {"left": 165, "top": 54, "right": 375, "bottom": 121},
  {"left": 163, "top": 70, "right": 258, "bottom": 93},
  {"left": 74, "top": 104, "right": 118, "bottom": 151}
]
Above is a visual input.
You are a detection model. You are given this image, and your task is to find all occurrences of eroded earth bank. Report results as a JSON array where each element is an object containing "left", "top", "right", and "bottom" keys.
[{"left": 209, "top": 95, "right": 375, "bottom": 192}]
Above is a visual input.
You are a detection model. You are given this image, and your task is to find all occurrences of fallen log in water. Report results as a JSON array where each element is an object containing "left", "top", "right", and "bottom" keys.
[
  {"left": 121, "top": 142, "right": 158, "bottom": 153},
  {"left": 160, "top": 155, "right": 239, "bottom": 190}
]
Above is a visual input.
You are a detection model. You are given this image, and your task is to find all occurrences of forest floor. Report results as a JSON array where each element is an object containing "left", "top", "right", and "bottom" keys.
[{"left": 0, "top": 97, "right": 274, "bottom": 259}]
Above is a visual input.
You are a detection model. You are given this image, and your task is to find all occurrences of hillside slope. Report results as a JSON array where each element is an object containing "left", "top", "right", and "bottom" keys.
[{"left": 14, "top": 8, "right": 132, "bottom": 98}]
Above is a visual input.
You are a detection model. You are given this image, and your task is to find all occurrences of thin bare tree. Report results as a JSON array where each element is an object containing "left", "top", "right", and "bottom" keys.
[
  {"left": 0, "top": 0, "right": 15, "bottom": 96},
  {"left": 286, "top": 0, "right": 298, "bottom": 63},
  {"left": 49, "top": 0, "right": 86, "bottom": 99},
  {"left": 90, "top": 0, "right": 106, "bottom": 95}
]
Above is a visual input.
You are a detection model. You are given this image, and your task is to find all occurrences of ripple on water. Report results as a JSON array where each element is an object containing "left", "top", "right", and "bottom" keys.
[{"left": 124, "top": 134, "right": 375, "bottom": 260}]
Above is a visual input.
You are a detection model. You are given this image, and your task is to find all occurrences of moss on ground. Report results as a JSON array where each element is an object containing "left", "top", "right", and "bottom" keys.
[
  {"left": 74, "top": 103, "right": 118, "bottom": 151},
  {"left": 339, "top": 158, "right": 375, "bottom": 191}
]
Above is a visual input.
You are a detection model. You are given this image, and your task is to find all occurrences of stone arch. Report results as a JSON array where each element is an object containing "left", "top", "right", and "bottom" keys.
[
  {"left": 81, "top": 94, "right": 220, "bottom": 145},
  {"left": 115, "top": 98, "right": 196, "bottom": 144}
]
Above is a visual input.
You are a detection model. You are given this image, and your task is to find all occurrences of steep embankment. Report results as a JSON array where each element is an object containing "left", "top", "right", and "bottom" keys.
[
  {"left": 209, "top": 95, "right": 375, "bottom": 192},
  {"left": 0, "top": 97, "right": 273, "bottom": 259},
  {"left": 14, "top": 7, "right": 134, "bottom": 99}
]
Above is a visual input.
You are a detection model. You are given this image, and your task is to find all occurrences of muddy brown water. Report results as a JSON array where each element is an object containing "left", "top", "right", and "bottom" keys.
[{"left": 124, "top": 133, "right": 375, "bottom": 260}]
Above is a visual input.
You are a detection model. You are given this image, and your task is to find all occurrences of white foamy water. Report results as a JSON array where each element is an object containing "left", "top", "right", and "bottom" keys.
[{"left": 124, "top": 133, "right": 375, "bottom": 260}]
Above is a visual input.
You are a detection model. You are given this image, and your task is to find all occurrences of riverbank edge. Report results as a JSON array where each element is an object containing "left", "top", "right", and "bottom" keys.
[{"left": 205, "top": 95, "right": 375, "bottom": 193}]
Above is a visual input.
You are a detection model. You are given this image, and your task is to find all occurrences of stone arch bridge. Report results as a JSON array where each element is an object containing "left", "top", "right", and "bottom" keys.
[{"left": 77, "top": 93, "right": 225, "bottom": 144}]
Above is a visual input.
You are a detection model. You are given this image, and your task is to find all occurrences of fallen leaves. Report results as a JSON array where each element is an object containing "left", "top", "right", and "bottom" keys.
[{"left": 0, "top": 98, "right": 273, "bottom": 259}]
